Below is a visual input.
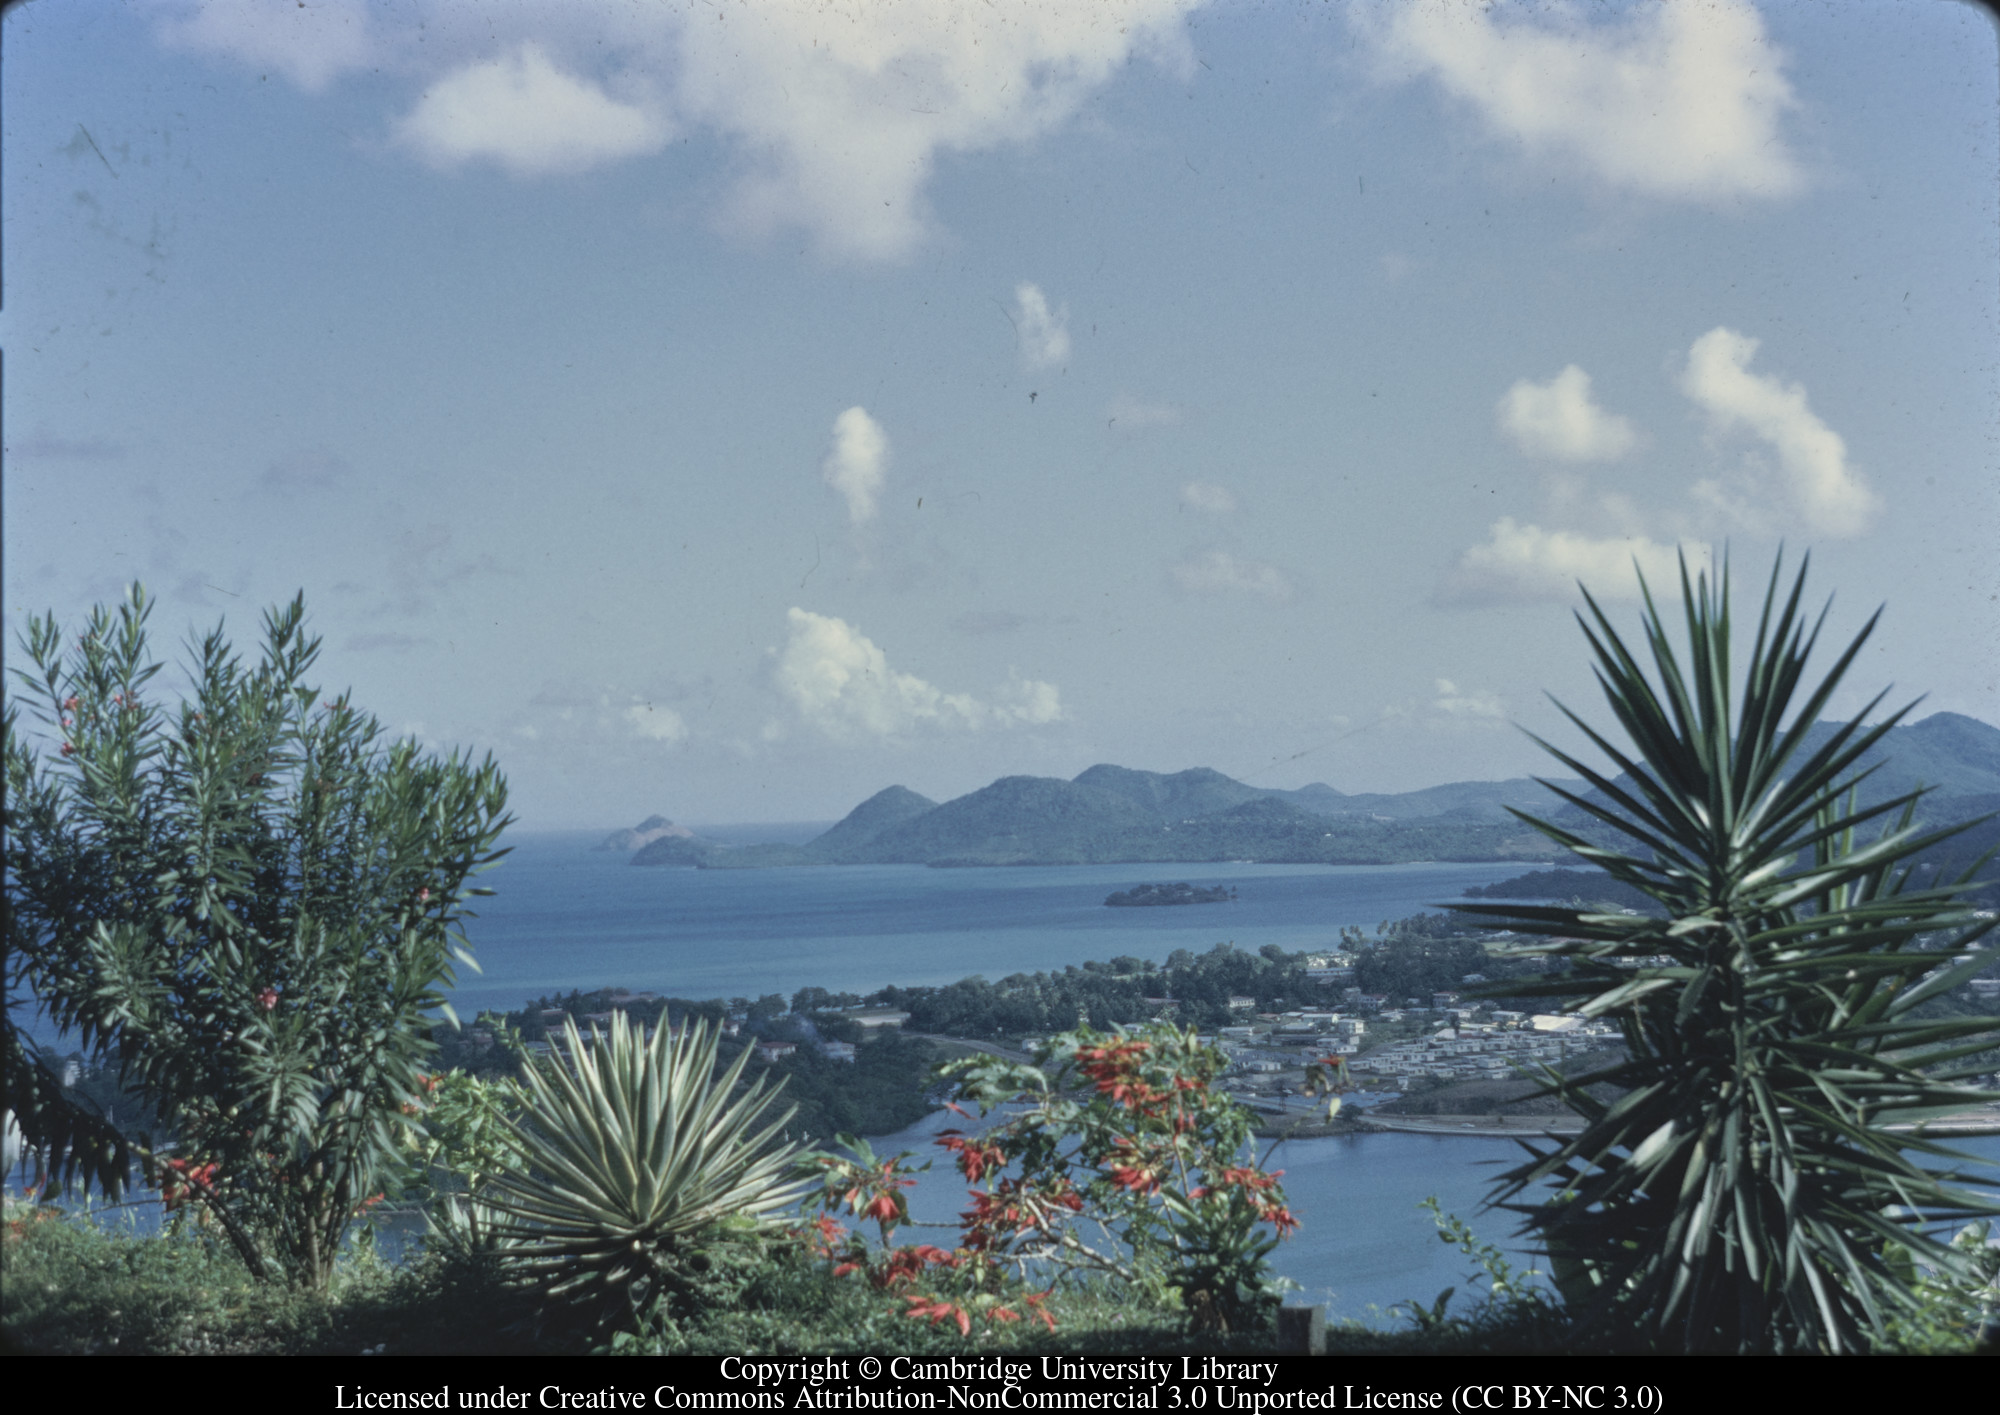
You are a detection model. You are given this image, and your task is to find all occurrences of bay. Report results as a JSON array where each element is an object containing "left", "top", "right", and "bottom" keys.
[{"left": 444, "top": 830, "right": 1536, "bottom": 1017}]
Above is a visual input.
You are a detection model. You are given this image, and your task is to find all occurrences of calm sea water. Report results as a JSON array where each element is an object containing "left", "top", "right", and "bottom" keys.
[{"left": 443, "top": 830, "right": 1534, "bottom": 1016}]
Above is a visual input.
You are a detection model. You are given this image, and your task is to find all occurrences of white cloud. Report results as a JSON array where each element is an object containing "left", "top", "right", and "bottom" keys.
[
  {"left": 1444, "top": 518, "right": 1706, "bottom": 604},
  {"left": 1497, "top": 366, "right": 1636, "bottom": 462},
  {"left": 1170, "top": 550, "right": 1294, "bottom": 602},
  {"left": 1371, "top": 0, "right": 1802, "bottom": 202},
  {"left": 822, "top": 407, "right": 889, "bottom": 526},
  {"left": 679, "top": 2, "right": 1203, "bottom": 260},
  {"left": 1013, "top": 283, "right": 1070, "bottom": 368},
  {"left": 1679, "top": 327, "right": 1877, "bottom": 539},
  {"left": 623, "top": 702, "right": 688, "bottom": 743},
  {"left": 154, "top": 0, "right": 375, "bottom": 93},
  {"left": 994, "top": 674, "right": 1065, "bottom": 728},
  {"left": 153, "top": 2, "right": 1204, "bottom": 259},
  {"left": 397, "top": 44, "right": 668, "bottom": 177},
  {"left": 776, "top": 609, "right": 1061, "bottom": 739},
  {"left": 1106, "top": 395, "right": 1182, "bottom": 430},
  {"left": 1180, "top": 482, "right": 1238, "bottom": 516},
  {"left": 1432, "top": 679, "right": 1504, "bottom": 720}
]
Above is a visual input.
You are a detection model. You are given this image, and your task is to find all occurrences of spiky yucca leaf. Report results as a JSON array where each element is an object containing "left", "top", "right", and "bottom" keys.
[
  {"left": 1457, "top": 553, "right": 2000, "bottom": 1354},
  {"left": 487, "top": 1012, "right": 809, "bottom": 1325}
]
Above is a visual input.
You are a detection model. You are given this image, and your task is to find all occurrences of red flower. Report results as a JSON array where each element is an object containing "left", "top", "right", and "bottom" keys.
[
  {"left": 418, "top": 887, "right": 430, "bottom": 903},
  {"left": 257, "top": 987, "right": 280, "bottom": 1011},
  {"left": 904, "top": 1297, "right": 971, "bottom": 1336},
  {"left": 1024, "top": 1289, "right": 1058, "bottom": 1332},
  {"left": 1107, "top": 1165, "right": 1159, "bottom": 1193},
  {"left": 60, "top": 742, "right": 75, "bottom": 757},
  {"left": 1261, "top": 1204, "right": 1300, "bottom": 1237}
]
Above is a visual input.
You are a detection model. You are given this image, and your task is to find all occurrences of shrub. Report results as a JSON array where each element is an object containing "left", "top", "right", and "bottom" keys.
[
  {"left": 4, "top": 585, "right": 511, "bottom": 1288},
  {"left": 485, "top": 1012, "right": 811, "bottom": 1330},
  {"left": 1459, "top": 554, "right": 2000, "bottom": 1353},
  {"left": 809, "top": 1022, "right": 1303, "bottom": 1338}
]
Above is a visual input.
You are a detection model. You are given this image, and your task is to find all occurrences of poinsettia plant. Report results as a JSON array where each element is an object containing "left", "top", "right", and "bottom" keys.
[{"left": 805, "top": 1023, "right": 1299, "bottom": 1336}]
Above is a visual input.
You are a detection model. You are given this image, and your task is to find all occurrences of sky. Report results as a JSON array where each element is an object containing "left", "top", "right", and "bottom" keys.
[{"left": 5, "top": 0, "right": 1997, "bottom": 830}]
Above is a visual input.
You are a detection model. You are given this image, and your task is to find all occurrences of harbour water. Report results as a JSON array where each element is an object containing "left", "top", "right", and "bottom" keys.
[{"left": 445, "top": 830, "right": 1535, "bottom": 1017}]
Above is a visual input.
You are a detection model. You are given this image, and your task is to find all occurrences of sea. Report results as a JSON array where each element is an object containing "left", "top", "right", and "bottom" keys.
[{"left": 14, "top": 829, "right": 1999, "bottom": 1326}]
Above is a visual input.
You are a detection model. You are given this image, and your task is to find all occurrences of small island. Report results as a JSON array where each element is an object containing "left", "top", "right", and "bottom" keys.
[{"left": 1104, "top": 881, "right": 1237, "bottom": 907}]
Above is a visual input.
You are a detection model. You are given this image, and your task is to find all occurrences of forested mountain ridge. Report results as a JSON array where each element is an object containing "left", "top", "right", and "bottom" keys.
[{"left": 620, "top": 712, "right": 2000, "bottom": 871}]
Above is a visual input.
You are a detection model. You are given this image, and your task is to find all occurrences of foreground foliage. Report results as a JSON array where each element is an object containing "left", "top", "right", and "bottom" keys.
[
  {"left": 1458, "top": 554, "right": 2000, "bottom": 1353},
  {"left": 485, "top": 1012, "right": 812, "bottom": 1328},
  {"left": 4, "top": 585, "right": 511, "bottom": 1288},
  {"left": 808, "top": 1023, "right": 1316, "bottom": 1341}
]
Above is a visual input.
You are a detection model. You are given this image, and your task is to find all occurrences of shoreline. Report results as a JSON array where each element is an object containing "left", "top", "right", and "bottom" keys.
[{"left": 1285, "top": 1108, "right": 2000, "bottom": 1141}]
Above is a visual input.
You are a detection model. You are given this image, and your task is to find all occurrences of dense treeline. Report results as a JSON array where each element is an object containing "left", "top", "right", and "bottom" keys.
[{"left": 875, "top": 916, "right": 1530, "bottom": 1040}]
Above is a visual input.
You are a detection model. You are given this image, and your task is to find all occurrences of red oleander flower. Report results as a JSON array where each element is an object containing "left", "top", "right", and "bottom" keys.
[
  {"left": 418, "top": 887, "right": 430, "bottom": 902},
  {"left": 62, "top": 696, "right": 79, "bottom": 710},
  {"left": 60, "top": 742, "right": 75, "bottom": 756},
  {"left": 257, "top": 986, "right": 279, "bottom": 1011}
]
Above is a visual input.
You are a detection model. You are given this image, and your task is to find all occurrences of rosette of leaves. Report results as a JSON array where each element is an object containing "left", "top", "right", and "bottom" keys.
[
  {"left": 486, "top": 1012, "right": 810, "bottom": 1327},
  {"left": 1457, "top": 553, "right": 2000, "bottom": 1354}
]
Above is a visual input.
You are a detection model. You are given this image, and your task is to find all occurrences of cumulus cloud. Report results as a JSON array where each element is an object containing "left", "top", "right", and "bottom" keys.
[
  {"left": 1432, "top": 678, "right": 1504, "bottom": 720},
  {"left": 397, "top": 44, "right": 668, "bottom": 176},
  {"left": 624, "top": 702, "right": 688, "bottom": 743},
  {"left": 1013, "top": 283, "right": 1070, "bottom": 368},
  {"left": 152, "top": 2, "right": 1203, "bottom": 259},
  {"left": 1180, "top": 482, "right": 1238, "bottom": 515},
  {"left": 153, "top": 0, "right": 375, "bottom": 93},
  {"left": 1170, "top": 550, "right": 1294, "bottom": 602},
  {"left": 1497, "top": 366, "right": 1636, "bottom": 462},
  {"left": 1443, "top": 518, "right": 1706, "bottom": 604},
  {"left": 823, "top": 407, "right": 889, "bottom": 525},
  {"left": 777, "top": 609, "right": 1062, "bottom": 739},
  {"left": 681, "top": 2, "right": 1202, "bottom": 259},
  {"left": 1370, "top": 0, "right": 1801, "bottom": 202},
  {"left": 1679, "top": 327, "right": 1877, "bottom": 539}
]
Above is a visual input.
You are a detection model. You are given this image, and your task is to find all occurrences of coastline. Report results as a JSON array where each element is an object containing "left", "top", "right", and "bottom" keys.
[{"left": 1255, "top": 1107, "right": 2000, "bottom": 1141}]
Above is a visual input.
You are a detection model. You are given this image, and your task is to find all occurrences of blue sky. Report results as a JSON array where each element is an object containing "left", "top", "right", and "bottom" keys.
[{"left": 6, "top": 1, "right": 1996, "bottom": 828}]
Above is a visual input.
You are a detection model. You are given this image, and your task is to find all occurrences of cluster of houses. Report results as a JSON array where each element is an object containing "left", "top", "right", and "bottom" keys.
[
  {"left": 518, "top": 993, "right": 906, "bottom": 1068},
  {"left": 1346, "top": 1012, "right": 1620, "bottom": 1083}
]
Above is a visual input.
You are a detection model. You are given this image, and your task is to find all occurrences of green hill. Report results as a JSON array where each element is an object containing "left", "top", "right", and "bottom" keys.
[{"left": 622, "top": 714, "right": 2000, "bottom": 871}]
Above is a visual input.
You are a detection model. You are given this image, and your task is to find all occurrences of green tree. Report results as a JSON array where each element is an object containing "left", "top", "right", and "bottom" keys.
[
  {"left": 3, "top": 585, "right": 511, "bottom": 1288},
  {"left": 1460, "top": 554, "right": 2000, "bottom": 1353}
]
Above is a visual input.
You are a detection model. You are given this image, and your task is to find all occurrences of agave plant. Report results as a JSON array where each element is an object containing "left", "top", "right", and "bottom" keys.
[
  {"left": 486, "top": 1011, "right": 810, "bottom": 1325},
  {"left": 1458, "top": 553, "right": 2000, "bottom": 1354}
]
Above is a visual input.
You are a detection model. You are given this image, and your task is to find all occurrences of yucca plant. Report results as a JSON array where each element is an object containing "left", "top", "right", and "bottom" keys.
[
  {"left": 1457, "top": 552, "right": 2000, "bottom": 1354},
  {"left": 486, "top": 1012, "right": 810, "bottom": 1327}
]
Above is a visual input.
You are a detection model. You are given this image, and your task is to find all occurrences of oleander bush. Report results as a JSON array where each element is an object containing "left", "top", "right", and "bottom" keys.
[{"left": 4, "top": 584, "right": 511, "bottom": 1289}]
